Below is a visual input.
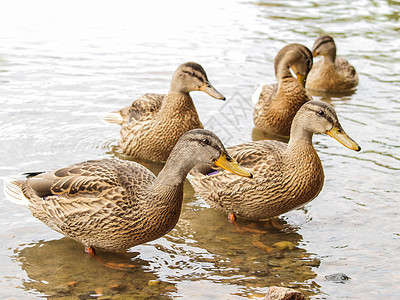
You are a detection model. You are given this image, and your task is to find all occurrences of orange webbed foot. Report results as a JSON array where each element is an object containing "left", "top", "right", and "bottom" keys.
[
  {"left": 85, "top": 246, "right": 138, "bottom": 271},
  {"left": 228, "top": 213, "right": 267, "bottom": 234}
]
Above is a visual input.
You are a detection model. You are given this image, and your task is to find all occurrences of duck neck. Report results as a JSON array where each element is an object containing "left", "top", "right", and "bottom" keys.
[
  {"left": 139, "top": 150, "right": 193, "bottom": 241},
  {"left": 322, "top": 46, "right": 337, "bottom": 64},
  {"left": 158, "top": 91, "right": 197, "bottom": 116},
  {"left": 276, "top": 62, "right": 293, "bottom": 86},
  {"left": 156, "top": 153, "right": 194, "bottom": 188},
  {"left": 155, "top": 137, "right": 203, "bottom": 187},
  {"left": 144, "top": 148, "right": 194, "bottom": 218},
  {"left": 287, "top": 118, "right": 314, "bottom": 154},
  {"left": 276, "top": 59, "right": 299, "bottom": 91}
]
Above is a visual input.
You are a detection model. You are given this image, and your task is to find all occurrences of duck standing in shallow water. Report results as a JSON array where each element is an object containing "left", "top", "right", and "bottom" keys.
[
  {"left": 4, "top": 129, "right": 252, "bottom": 267},
  {"left": 253, "top": 43, "right": 313, "bottom": 137},
  {"left": 104, "top": 62, "right": 225, "bottom": 162},
  {"left": 190, "top": 101, "right": 360, "bottom": 223},
  {"left": 306, "top": 35, "right": 358, "bottom": 92}
]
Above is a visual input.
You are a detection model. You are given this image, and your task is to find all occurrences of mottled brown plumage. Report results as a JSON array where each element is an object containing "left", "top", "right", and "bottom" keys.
[
  {"left": 4, "top": 129, "right": 251, "bottom": 252},
  {"left": 307, "top": 35, "right": 358, "bottom": 92},
  {"left": 104, "top": 62, "right": 225, "bottom": 162},
  {"left": 190, "top": 101, "right": 361, "bottom": 221},
  {"left": 253, "top": 43, "right": 313, "bottom": 137}
]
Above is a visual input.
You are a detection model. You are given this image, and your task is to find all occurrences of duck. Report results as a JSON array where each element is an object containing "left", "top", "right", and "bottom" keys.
[
  {"left": 306, "top": 35, "right": 358, "bottom": 92},
  {"left": 4, "top": 129, "right": 252, "bottom": 266},
  {"left": 189, "top": 101, "right": 360, "bottom": 223},
  {"left": 253, "top": 43, "right": 313, "bottom": 137},
  {"left": 103, "top": 62, "right": 225, "bottom": 162}
]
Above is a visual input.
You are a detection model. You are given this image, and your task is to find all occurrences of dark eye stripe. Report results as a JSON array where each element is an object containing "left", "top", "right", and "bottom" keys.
[
  {"left": 182, "top": 70, "right": 205, "bottom": 83},
  {"left": 313, "top": 36, "right": 334, "bottom": 51}
]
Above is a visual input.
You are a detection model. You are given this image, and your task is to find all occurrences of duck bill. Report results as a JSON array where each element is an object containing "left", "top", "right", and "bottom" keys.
[
  {"left": 312, "top": 50, "right": 318, "bottom": 57},
  {"left": 214, "top": 152, "right": 253, "bottom": 178},
  {"left": 327, "top": 123, "right": 361, "bottom": 151},
  {"left": 200, "top": 82, "right": 226, "bottom": 100},
  {"left": 296, "top": 74, "right": 307, "bottom": 88}
]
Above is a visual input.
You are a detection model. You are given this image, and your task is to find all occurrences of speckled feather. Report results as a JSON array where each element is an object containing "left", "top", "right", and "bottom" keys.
[{"left": 117, "top": 93, "right": 165, "bottom": 124}]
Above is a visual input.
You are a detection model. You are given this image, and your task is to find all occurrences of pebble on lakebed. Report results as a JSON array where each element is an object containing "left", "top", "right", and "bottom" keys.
[{"left": 264, "top": 286, "right": 305, "bottom": 300}]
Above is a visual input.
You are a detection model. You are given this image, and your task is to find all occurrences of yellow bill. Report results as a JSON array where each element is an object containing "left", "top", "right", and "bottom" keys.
[
  {"left": 200, "top": 81, "right": 226, "bottom": 100},
  {"left": 327, "top": 123, "right": 361, "bottom": 151},
  {"left": 312, "top": 50, "right": 318, "bottom": 57},
  {"left": 296, "top": 74, "right": 307, "bottom": 88},
  {"left": 214, "top": 152, "right": 253, "bottom": 178}
]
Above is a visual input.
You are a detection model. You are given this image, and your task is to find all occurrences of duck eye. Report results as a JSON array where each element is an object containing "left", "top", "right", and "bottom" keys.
[
  {"left": 202, "top": 138, "right": 210, "bottom": 145},
  {"left": 317, "top": 110, "right": 325, "bottom": 117}
]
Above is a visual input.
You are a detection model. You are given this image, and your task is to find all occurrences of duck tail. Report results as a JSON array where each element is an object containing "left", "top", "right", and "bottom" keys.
[
  {"left": 3, "top": 178, "right": 29, "bottom": 206},
  {"left": 102, "top": 111, "right": 123, "bottom": 125}
]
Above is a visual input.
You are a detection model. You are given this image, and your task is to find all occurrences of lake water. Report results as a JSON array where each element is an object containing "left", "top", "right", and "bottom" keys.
[{"left": 0, "top": 0, "right": 399, "bottom": 299}]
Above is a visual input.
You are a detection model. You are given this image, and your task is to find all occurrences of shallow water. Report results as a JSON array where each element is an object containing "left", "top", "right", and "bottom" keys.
[{"left": 0, "top": 0, "right": 399, "bottom": 299}]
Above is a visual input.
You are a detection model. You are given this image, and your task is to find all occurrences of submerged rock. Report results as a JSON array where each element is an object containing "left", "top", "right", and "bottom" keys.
[
  {"left": 264, "top": 286, "right": 305, "bottom": 300},
  {"left": 325, "top": 273, "right": 350, "bottom": 283}
]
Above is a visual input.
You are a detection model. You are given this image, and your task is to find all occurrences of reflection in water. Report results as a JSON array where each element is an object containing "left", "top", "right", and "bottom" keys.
[
  {"left": 307, "top": 88, "right": 356, "bottom": 99},
  {"left": 170, "top": 185, "right": 320, "bottom": 298},
  {"left": 15, "top": 238, "right": 174, "bottom": 299},
  {"left": 14, "top": 187, "right": 321, "bottom": 298}
]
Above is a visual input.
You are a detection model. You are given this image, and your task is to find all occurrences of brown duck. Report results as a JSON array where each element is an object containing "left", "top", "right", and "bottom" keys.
[
  {"left": 190, "top": 101, "right": 360, "bottom": 222},
  {"left": 104, "top": 62, "right": 225, "bottom": 162},
  {"left": 306, "top": 35, "right": 358, "bottom": 92},
  {"left": 4, "top": 129, "right": 252, "bottom": 262},
  {"left": 253, "top": 43, "right": 313, "bottom": 137}
]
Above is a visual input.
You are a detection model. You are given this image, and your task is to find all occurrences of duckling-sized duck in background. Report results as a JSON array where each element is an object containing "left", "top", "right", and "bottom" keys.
[
  {"left": 306, "top": 35, "right": 358, "bottom": 92},
  {"left": 253, "top": 43, "right": 313, "bottom": 137},
  {"left": 190, "top": 101, "right": 360, "bottom": 225},
  {"left": 104, "top": 62, "right": 225, "bottom": 162},
  {"left": 4, "top": 129, "right": 252, "bottom": 269}
]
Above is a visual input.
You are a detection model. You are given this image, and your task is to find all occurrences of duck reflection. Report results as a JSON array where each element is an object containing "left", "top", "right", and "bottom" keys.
[
  {"left": 14, "top": 184, "right": 321, "bottom": 299},
  {"left": 307, "top": 88, "right": 356, "bottom": 100},
  {"left": 153, "top": 185, "right": 322, "bottom": 298},
  {"left": 15, "top": 238, "right": 175, "bottom": 299}
]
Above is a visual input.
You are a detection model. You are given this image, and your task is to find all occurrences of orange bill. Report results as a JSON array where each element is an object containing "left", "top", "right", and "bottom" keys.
[
  {"left": 214, "top": 152, "right": 253, "bottom": 178},
  {"left": 327, "top": 123, "right": 361, "bottom": 151}
]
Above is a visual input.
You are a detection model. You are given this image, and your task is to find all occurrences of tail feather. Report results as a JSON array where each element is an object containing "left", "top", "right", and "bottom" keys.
[
  {"left": 3, "top": 178, "right": 29, "bottom": 206},
  {"left": 102, "top": 111, "right": 123, "bottom": 125}
]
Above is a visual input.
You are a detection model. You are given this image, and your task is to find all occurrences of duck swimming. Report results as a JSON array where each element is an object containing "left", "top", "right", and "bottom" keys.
[
  {"left": 253, "top": 43, "right": 313, "bottom": 137},
  {"left": 306, "top": 35, "right": 358, "bottom": 92},
  {"left": 104, "top": 62, "right": 225, "bottom": 162}
]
